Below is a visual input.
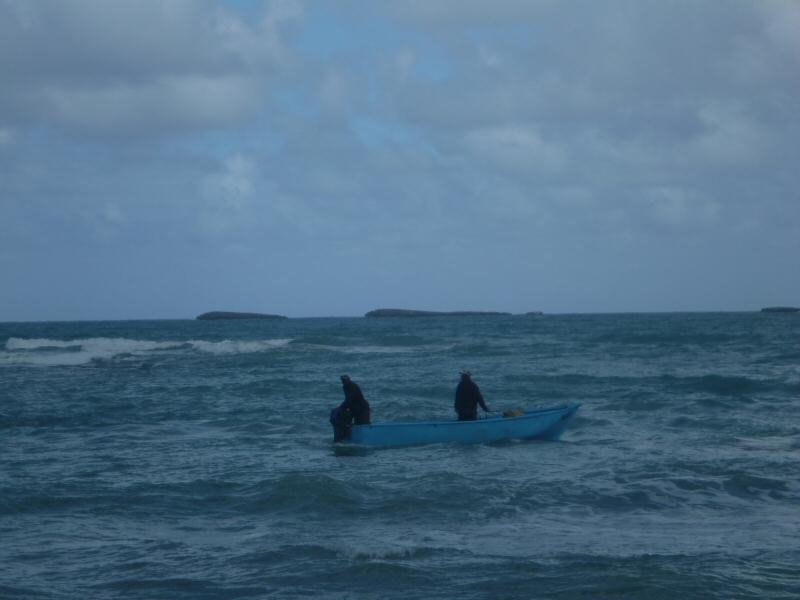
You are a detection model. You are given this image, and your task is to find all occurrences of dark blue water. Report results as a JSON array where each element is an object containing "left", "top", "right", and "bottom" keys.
[{"left": 1, "top": 313, "right": 798, "bottom": 599}]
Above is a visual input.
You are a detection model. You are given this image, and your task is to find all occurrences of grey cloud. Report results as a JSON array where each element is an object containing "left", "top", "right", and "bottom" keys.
[
  {"left": 381, "top": 0, "right": 562, "bottom": 25},
  {"left": 0, "top": 0, "right": 299, "bottom": 135},
  {"left": 1, "top": 1, "right": 799, "bottom": 319}
]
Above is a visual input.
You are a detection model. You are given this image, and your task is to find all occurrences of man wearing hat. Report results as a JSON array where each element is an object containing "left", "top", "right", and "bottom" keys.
[{"left": 454, "top": 371, "right": 490, "bottom": 421}]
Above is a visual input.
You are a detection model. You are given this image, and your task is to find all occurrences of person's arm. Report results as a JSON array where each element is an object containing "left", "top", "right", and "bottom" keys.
[{"left": 475, "top": 386, "right": 489, "bottom": 412}]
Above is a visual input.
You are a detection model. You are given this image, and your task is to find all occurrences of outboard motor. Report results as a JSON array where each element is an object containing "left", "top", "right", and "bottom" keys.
[{"left": 329, "top": 406, "right": 352, "bottom": 442}]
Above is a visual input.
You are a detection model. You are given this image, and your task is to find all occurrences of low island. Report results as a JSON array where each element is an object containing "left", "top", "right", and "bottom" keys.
[
  {"left": 196, "top": 311, "right": 288, "bottom": 320},
  {"left": 365, "top": 308, "right": 511, "bottom": 317},
  {"left": 760, "top": 306, "right": 799, "bottom": 313}
]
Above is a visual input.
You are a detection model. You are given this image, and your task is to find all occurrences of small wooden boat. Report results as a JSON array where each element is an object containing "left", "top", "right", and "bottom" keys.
[{"left": 345, "top": 403, "right": 580, "bottom": 447}]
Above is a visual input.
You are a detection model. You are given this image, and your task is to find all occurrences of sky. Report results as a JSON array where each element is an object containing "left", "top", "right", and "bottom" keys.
[{"left": 1, "top": 0, "right": 798, "bottom": 320}]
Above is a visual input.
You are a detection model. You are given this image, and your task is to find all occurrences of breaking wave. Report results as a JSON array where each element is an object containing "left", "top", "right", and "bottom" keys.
[
  {"left": 0, "top": 335, "right": 453, "bottom": 366},
  {"left": 1, "top": 337, "right": 293, "bottom": 366}
]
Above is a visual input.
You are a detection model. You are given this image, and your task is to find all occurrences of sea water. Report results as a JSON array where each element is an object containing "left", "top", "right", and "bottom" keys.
[{"left": 1, "top": 313, "right": 798, "bottom": 599}]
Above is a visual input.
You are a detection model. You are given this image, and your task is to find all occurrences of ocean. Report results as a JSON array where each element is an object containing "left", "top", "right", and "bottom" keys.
[{"left": 1, "top": 313, "right": 798, "bottom": 599}]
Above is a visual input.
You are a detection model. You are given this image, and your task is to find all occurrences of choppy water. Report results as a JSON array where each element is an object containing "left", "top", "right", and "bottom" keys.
[{"left": 1, "top": 313, "right": 799, "bottom": 599}]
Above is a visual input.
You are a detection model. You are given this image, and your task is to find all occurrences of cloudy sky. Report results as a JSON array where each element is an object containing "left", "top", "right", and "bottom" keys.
[{"left": 1, "top": 0, "right": 798, "bottom": 320}]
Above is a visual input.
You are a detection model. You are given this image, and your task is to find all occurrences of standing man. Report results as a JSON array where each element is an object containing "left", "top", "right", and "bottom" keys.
[{"left": 454, "top": 371, "right": 490, "bottom": 421}]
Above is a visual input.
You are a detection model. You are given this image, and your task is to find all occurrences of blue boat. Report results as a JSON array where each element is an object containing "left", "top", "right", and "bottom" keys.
[{"left": 344, "top": 403, "right": 580, "bottom": 447}]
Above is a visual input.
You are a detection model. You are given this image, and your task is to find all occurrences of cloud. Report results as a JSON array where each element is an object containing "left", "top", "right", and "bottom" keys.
[
  {"left": 0, "top": 0, "right": 300, "bottom": 136},
  {"left": 644, "top": 187, "right": 721, "bottom": 229},
  {"left": 383, "top": 0, "right": 560, "bottom": 24},
  {"left": 760, "top": 0, "right": 800, "bottom": 59},
  {"left": 1, "top": 0, "right": 799, "bottom": 318},
  {"left": 41, "top": 75, "right": 265, "bottom": 135},
  {"left": 0, "top": 126, "right": 13, "bottom": 145},
  {"left": 689, "top": 103, "right": 769, "bottom": 166},
  {"left": 80, "top": 202, "right": 128, "bottom": 241},
  {"left": 463, "top": 125, "right": 567, "bottom": 174},
  {"left": 197, "top": 154, "right": 257, "bottom": 236}
]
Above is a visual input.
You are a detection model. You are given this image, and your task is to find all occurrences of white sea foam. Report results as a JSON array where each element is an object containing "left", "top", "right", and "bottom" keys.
[
  {"left": 6, "top": 337, "right": 88, "bottom": 350},
  {"left": 1, "top": 337, "right": 293, "bottom": 366},
  {"left": 187, "top": 339, "right": 292, "bottom": 355},
  {"left": 0, "top": 336, "right": 444, "bottom": 366}
]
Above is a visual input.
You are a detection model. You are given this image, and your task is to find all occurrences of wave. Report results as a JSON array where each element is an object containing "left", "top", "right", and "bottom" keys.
[
  {"left": 1, "top": 336, "right": 292, "bottom": 366},
  {"left": 238, "top": 473, "right": 367, "bottom": 515},
  {"left": 0, "top": 475, "right": 367, "bottom": 518},
  {"left": 590, "top": 331, "right": 744, "bottom": 346},
  {"left": 0, "top": 335, "right": 457, "bottom": 368},
  {"left": 184, "top": 338, "right": 291, "bottom": 354},
  {"left": 2, "top": 334, "right": 462, "bottom": 365},
  {"left": 289, "top": 336, "right": 454, "bottom": 354},
  {"left": 298, "top": 344, "right": 452, "bottom": 354},
  {"left": 293, "top": 335, "right": 431, "bottom": 348},
  {"left": 722, "top": 473, "right": 791, "bottom": 499},
  {"left": 659, "top": 373, "right": 778, "bottom": 397}
]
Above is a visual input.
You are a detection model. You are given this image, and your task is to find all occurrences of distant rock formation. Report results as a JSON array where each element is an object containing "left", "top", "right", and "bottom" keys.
[
  {"left": 525, "top": 311, "right": 544, "bottom": 316},
  {"left": 365, "top": 308, "right": 511, "bottom": 317},
  {"left": 196, "top": 311, "right": 288, "bottom": 320},
  {"left": 760, "top": 306, "right": 799, "bottom": 313}
]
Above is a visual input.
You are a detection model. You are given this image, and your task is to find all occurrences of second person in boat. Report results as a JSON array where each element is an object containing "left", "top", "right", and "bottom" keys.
[{"left": 454, "top": 371, "right": 490, "bottom": 421}]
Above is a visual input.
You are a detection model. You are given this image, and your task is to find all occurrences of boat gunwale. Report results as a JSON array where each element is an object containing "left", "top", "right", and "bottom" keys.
[{"left": 353, "top": 403, "right": 579, "bottom": 430}]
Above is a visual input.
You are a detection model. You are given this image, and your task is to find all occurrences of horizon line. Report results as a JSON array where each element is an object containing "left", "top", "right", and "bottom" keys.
[{"left": 1, "top": 308, "right": 791, "bottom": 324}]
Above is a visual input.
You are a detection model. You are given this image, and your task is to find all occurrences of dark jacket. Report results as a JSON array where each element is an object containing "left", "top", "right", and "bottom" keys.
[
  {"left": 339, "top": 380, "right": 371, "bottom": 425},
  {"left": 454, "top": 378, "right": 487, "bottom": 421}
]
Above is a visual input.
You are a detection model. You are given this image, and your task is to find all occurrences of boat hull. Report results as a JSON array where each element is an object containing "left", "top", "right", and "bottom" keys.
[{"left": 347, "top": 403, "right": 580, "bottom": 447}]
